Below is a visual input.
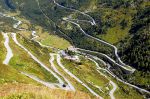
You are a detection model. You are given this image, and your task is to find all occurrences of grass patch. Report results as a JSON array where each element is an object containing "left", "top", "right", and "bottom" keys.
[
  {"left": 9, "top": 34, "right": 58, "bottom": 83},
  {"left": 36, "top": 31, "right": 71, "bottom": 50},
  {"left": 98, "top": 26, "right": 129, "bottom": 44},
  {"left": 0, "top": 63, "right": 38, "bottom": 84},
  {"left": 114, "top": 81, "right": 143, "bottom": 99},
  {"left": 0, "top": 33, "right": 6, "bottom": 62},
  {"left": 0, "top": 33, "right": 37, "bottom": 84},
  {"left": 52, "top": 55, "right": 98, "bottom": 99},
  {"left": 16, "top": 34, "right": 73, "bottom": 85},
  {"left": 0, "top": 83, "right": 92, "bottom": 99},
  {"left": 61, "top": 56, "right": 110, "bottom": 97},
  {"left": 17, "top": 34, "right": 52, "bottom": 68}
]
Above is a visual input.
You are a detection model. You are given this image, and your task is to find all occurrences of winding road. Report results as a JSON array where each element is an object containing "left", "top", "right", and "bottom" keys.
[
  {"left": 13, "top": 20, "right": 22, "bottom": 30},
  {"left": 56, "top": 53, "right": 103, "bottom": 99},
  {"left": 0, "top": 0, "right": 150, "bottom": 96},
  {"left": 21, "top": 72, "right": 75, "bottom": 90},
  {"left": 50, "top": 0, "right": 131, "bottom": 69},
  {"left": 20, "top": 0, "right": 150, "bottom": 94},
  {"left": 49, "top": 53, "right": 75, "bottom": 91},
  {"left": 51, "top": 0, "right": 96, "bottom": 25},
  {"left": 109, "top": 81, "right": 117, "bottom": 99},
  {"left": 84, "top": 52, "right": 150, "bottom": 94},
  {"left": 0, "top": 12, "right": 22, "bottom": 30},
  {"left": 88, "top": 57, "right": 117, "bottom": 99},
  {"left": 2, "top": 32, "right": 13, "bottom": 65},
  {"left": 31, "top": 31, "right": 55, "bottom": 49},
  {"left": 76, "top": 48, "right": 135, "bottom": 73},
  {"left": 11, "top": 33, "right": 65, "bottom": 88},
  {"left": 31, "top": 31, "right": 38, "bottom": 40}
]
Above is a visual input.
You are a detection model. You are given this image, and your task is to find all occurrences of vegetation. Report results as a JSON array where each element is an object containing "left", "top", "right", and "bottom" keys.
[
  {"left": 61, "top": 56, "right": 143, "bottom": 98},
  {"left": 61, "top": 56, "right": 110, "bottom": 98},
  {"left": 0, "top": 33, "right": 38, "bottom": 85},
  {"left": 0, "top": 0, "right": 149, "bottom": 98},
  {"left": 17, "top": 34, "right": 52, "bottom": 67},
  {"left": 9, "top": 34, "right": 58, "bottom": 83},
  {"left": 0, "top": 16, "right": 16, "bottom": 32},
  {"left": 34, "top": 27, "right": 71, "bottom": 49},
  {"left": 0, "top": 83, "right": 92, "bottom": 99},
  {"left": 53, "top": 56, "right": 97, "bottom": 98},
  {"left": 120, "top": 6, "right": 150, "bottom": 90}
]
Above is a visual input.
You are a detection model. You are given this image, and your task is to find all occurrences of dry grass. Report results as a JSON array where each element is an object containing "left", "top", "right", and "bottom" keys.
[{"left": 0, "top": 83, "right": 93, "bottom": 99}]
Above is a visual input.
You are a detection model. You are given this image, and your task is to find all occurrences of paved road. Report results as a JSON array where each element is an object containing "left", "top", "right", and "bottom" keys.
[
  {"left": 2, "top": 33, "right": 13, "bottom": 65},
  {"left": 1, "top": 3, "right": 149, "bottom": 95},
  {"left": 11, "top": 33, "right": 64, "bottom": 86},
  {"left": 88, "top": 57, "right": 117, "bottom": 99},
  {"left": 0, "top": 12, "right": 22, "bottom": 30},
  {"left": 49, "top": 1, "right": 135, "bottom": 72},
  {"left": 56, "top": 53, "right": 103, "bottom": 99},
  {"left": 52, "top": 0, "right": 96, "bottom": 25},
  {"left": 85, "top": 52, "right": 150, "bottom": 94},
  {"left": 76, "top": 47, "right": 134, "bottom": 73},
  {"left": 31, "top": 31, "right": 54, "bottom": 49},
  {"left": 109, "top": 81, "right": 117, "bottom": 99},
  {"left": 49, "top": 53, "right": 75, "bottom": 91},
  {"left": 50, "top": 0, "right": 131, "bottom": 69},
  {"left": 31, "top": 31, "right": 38, "bottom": 40},
  {"left": 60, "top": 5, "right": 149, "bottom": 93}
]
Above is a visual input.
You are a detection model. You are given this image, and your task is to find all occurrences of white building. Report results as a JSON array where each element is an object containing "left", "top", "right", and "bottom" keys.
[{"left": 60, "top": 50, "right": 80, "bottom": 62}]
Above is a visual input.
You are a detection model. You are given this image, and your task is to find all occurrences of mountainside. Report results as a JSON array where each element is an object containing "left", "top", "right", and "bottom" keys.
[
  {"left": 0, "top": 0, "right": 150, "bottom": 99},
  {"left": 120, "top": 6, "right": 150, "bottom": 71},
  {"left": 119, "top": 6, "right": 150, "bottom": 91}
]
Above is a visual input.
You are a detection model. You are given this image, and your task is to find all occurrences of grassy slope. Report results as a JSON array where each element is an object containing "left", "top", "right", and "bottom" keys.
[
  {"left": 0, "top": 33, "right": 38, "bottom": 85},
  {"left": 61, "top": 56, "right": 111, "bottom": 98},
  {"left": 16, "top": 33, "right": 72, "bottom": 85},
  {"left": 119, "top": 6, "right": 150, "bottom": 90},
  {"left": 57, "top": 0, "right": 132, "bottom": 45},
  {"left": 8, "top": 34, "right": 58, "bottom": 83},
  {"left": 0, "top": 16, "right": 16, "bottom": 32},
  {"left": 61, "top": 56, "right": 143, "bottom": 99},
  {"left": 0, "top": 0, "right": 148, "bottom": 98},
  {"left": 0, "top": 33, "right": 96, "bottom": 99},
  {"left": 40, "top": 34, "right": 71, "bottom": 50},
  {"left": 0, "top": 84, "right": 92, "bottom": 99},
  {"left": 15, "top": 33, "right": 97, "bottom": 98},
  {"left": 34, "top": 26, "right": 71, "bottom": 50},
  {"left": 53, "top": 55, "right": 98, "bottom": 98},
  {"left": 96, "top": 7, "right": 134, "bottom": 44},
  {"left": 0, "top": 33, "right": 6, "bottom": 62},
  {"left": 114, "top": 81, "right": 143, "bottom": 99},
  {"left": 0, "top": 30, "right": 93, "bottom": 99},
  {"left": 17, "top": 34, "right": 52, "bottom": 68}
]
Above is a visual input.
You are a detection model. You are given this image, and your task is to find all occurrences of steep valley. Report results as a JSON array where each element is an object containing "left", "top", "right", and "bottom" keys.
[{"left": 0, "top": 0, "right": 150, "bottom": 99}]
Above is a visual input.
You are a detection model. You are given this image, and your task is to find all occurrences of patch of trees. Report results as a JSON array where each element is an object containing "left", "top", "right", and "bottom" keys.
[
  {"left": 130, "top": 6, "right": 150, "bottom": 34},
  {"left": 120, "top": 6, "right": 150, "bottom": 90},
  {"left": 58, "top": 24, "right": 115, "bottom": 59},
  {"left": 120, "top": 7, "right": 150, "bottom": 72}
]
